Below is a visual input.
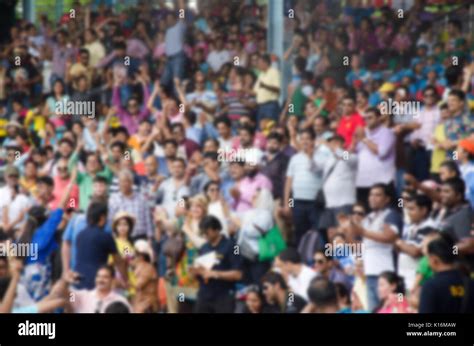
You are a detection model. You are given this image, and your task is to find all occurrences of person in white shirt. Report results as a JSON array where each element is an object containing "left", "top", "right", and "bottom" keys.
[
  {"left": 395, "top": 194, "right": 436, "bottom": 290},
  {"left": 351, "top": 183, "right": 402, "bottom": 311},
  {"left": 0, "top": 166, "right": 31, "bottom": 235},
  {"left": 275, "top": 248, "right": 316, "bottom": 301},
  {"left": 206, "top": 37, "right": 231, "bottom": 73}
]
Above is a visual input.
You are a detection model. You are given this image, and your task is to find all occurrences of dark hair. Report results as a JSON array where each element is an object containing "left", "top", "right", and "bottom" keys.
[
  {"left": 267, "top": 132, "right": 283, "bottom": 143},
  {"left": 173, "top": 157, "right": 186, "bottom": 167},
  {"left": 442, "top": 177, "right": 466, "bottom": 198},
  {"left": 440, "top": 160, "right": 460, "bottom": 177},
  {"left": 202, "top": 151, "right": 219, "bottom": 162},
  {"left": 239, "top": 124, "right": 256, "bottom": 137},
  {"left": 114, "top": 41, "right": 127, "bottom": 51},
  {"left": 307, "top": 277, "right": 338, "bottom": 308},
  {"left": 37, "top": 176, "right": 54, "bottom": 187},
  {"left": 104, "top": 301, "right": 130, "bottom": 313},
  {"left": 204, "top": 180, "right": 220, "bottom": 193},
  {"left": 17, "top": 206, "right": 48, "bottom": 245},
  {"left": 380, "top": 271, "right": 404, "bottom": 292},
  {"left": 86, "top": 202, "right": 108, "bottom": 226},
  {"left": 136, "top": 252, "right": 152, "bottom": 263},
  {"left": 110, "top": 141, "right": 126, "bottom": 152},
  {"left": 366, "top": 107, "right": 382, "bottom": 117},
  {"left": 427, "top": 234, "right": 456, "bottom": 264},
  {"left": 448, "top": 89, "right": 466, "bottom": 102},
  {"left": 299, "top": 128, "right": 316, "bottom": 140},
  {"left": 278, "top": 248, "right": 301, "bottom": 264},
  {"left": 93, "top": 176, "right": 108, "bottom": 184},
  {"left": 199, "top": 215, "right": 222, "bottom": 233},
  {"left": 409, "top": 194, "right": 432, "bottom": 215},
  {"left": 294, "top": 56, "right": 307, "bottom": 73},
  {"left": 261, "top": 271, "right": 288, "bottom": 290},
  {"left": 97, "top": 265, "right": 115, "bottom": 278},
  {"left": 112, "top": 126, "right": 130, "bottom": 138},
  {"left": 371, "top": 183, "right": 392, "bottom": 199},
  {"left": 214, "top": 116, "right": 232, "bottom": 128},
  {"left": 314, "top": 115, "right": 330, "bottom": 127},
  {"left": 335, "top": 282, "right": 351, "bottom": 305},
  {"left": 58, "top": 138, "right": 74, "bottom": 148},
  {"left": 259, "top": 53, "right": 271, "bottom": 66},
  {"left": 448, "top": 19, "right": 462, "bottom": 31},
  {"left": 163, "top": 139, "right": 178, "bottom": 148}
]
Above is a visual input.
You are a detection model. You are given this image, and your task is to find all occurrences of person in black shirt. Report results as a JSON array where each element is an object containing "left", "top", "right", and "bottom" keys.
[
  {"left": 419, "top": 236, "right": 474, "bottom": 313},
  {"left": 438, "top": 178, "right": 474, "bottom": 271},
  {"left": 261, "top": 271, "right": 306, "bottom": 313},
  {"left": 193, "top": 215, "right": 243, "bottom": 313}
]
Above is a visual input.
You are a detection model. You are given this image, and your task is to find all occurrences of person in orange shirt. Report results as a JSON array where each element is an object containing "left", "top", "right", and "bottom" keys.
[{"left": 336, "top": 95, "right": 365, "bottom": 148}]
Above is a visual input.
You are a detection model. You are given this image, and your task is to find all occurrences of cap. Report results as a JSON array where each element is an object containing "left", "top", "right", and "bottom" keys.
[
  {"left": 379, "top": 82, "right": 396, "bottom": 93},
  {"left": 112, "top": 211, "right": 136, "bottom": 232},
  {"left": 4, "top": 165, "right": 20, "bottom": 177},
  {"left": 134, "top": 239, "right": 154, "bottom": 262},
  {"left": 459, "top": 138, "right": 474, "bottom": 155}
]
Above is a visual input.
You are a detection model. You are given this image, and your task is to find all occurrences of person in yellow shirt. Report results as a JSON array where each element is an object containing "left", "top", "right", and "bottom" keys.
[
  {"left": 253, "top": 54, "right": 281, "bottom": 129},
  {"left": 430, "top": 104, "right": 450, "bottom": 177},
  {"left": 19, "top": 160, "right": 39, "bottom": 199}
]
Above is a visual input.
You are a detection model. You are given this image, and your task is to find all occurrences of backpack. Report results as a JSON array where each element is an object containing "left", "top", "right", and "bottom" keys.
[{"left": 297, "top": 230, "right": 325, "bottom": 265}]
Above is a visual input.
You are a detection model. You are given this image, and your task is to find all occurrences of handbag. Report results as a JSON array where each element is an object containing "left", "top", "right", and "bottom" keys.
[
  {"left": 258, "top": 225, "right": 287, "bottom": 262},
  {"left": 163, "top": 232, "right": 185, "bottom": 264}
]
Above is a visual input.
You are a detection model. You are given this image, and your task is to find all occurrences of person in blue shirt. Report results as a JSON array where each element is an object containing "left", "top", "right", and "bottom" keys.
[
  {"left": 74, "top": 201, "right": 127, "bottom": 290},
  {"left": 61, "top": 176, "right": 112, "bottom": 274},
  {"left": 18, "top": 170, "right": 76, "bottom": 301}
]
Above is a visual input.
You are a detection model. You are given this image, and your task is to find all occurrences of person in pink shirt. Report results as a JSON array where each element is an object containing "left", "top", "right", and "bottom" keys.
[
  {"left": 375, "top": 271, "right": 411, "bottom": 313},
  {"left": 69, "top": 266, "right": 132, "bottom": 313},
  {"left": 51, "top": 158, "right": 79, "bottom": 210},
  {"left": 231, "top": 162, "right": 272, "bottom": 212}
]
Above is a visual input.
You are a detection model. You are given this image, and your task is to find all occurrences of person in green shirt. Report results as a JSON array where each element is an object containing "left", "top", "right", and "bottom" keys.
[
  {"left": 68, "top": 143, "right": 113, "bottom": 211},
  {"left": 412, "top": 230, "right": 440, "bottom": 292}
]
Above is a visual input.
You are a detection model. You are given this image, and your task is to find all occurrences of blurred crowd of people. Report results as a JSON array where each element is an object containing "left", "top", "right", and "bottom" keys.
[{"left": 0, "top": 0, "right": 473, "bottom": 314}]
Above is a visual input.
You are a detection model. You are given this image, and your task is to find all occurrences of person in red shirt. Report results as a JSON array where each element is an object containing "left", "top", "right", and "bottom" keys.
[
  {"left": 51, "top": 158, "right": 79, "bottom": 210},
  {"left": 336, "top": 95, "right": 365, "bottom": 148}
]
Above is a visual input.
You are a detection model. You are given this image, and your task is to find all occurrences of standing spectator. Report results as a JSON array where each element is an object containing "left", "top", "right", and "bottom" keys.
[
  {"left": 261, "top": 132, "right": 289, "bottom": 201},
  {"left": 336, "top": 95, "right": 365, "bottom": 149},
  {"left": 352, "top": 107, "right": 396, "bottom": 209},
  {"left": 419, "top": 236, "right": 474, "bottom": 313},
  {"left": 253, "top": 54, "right": 281, "bottom": 126},
  {"left": 283, "top": 128, "right": 323, "bottom": 245},
  {"left": 160, "top": 0, "right": 187, "bottom": 90},
  {"left": 395, "top": 194, "right": 436, "bottom": 289},
  {"left": 193, "top": 216, "right": 242, "bottom": 313},
  {"left": 156, "top": 158, "right": 190, "bottom": 220},
  {"left": 351, "top": 183, "right": 402, "bottom": 311},
  {"left": 74, "top": 202, "right": 127, "bottom": 290}
]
